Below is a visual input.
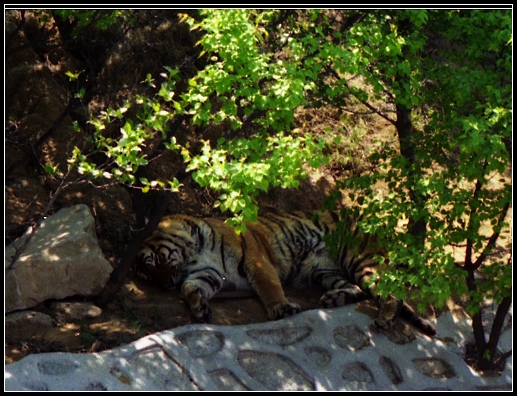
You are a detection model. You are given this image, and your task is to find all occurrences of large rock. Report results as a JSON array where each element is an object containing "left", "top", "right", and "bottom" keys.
[
  {"left": 5, "top": 311, "right": 53, "bottom": 341},
  {"left": 5, "top": 204, "right": 113, "bottom": 313}
]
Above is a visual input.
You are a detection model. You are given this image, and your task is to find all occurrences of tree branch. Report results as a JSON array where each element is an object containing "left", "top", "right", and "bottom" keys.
[
  {"left": 6, "top": 96, "right": 79, "bottom": 178},
  {"left": 326, "top": 65, "right": 397, "bottom": 125},
  {"left": 473, "top": 201, "right": 511, "bottom": 270},
  {"left": 494, "top": 349, "right": 512, "bottom": 367},
  {"left": 358, "top": 97, "right": 397, "bottom": 125}
]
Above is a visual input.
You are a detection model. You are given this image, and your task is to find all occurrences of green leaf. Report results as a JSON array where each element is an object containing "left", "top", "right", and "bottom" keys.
[
  {"left": 75, "top": 87, "right": 86, "bottom": 98},
  {"left": 65, "top": 70, "right": 83, "bottom": 81}
]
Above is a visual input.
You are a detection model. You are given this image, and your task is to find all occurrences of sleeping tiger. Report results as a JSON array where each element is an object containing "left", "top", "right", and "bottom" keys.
[{"left": 135, "top": 210, "right": 436, "bottom": 336}]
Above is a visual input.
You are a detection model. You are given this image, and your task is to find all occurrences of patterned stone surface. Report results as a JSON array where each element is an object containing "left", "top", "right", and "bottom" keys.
[
  {"left": 126, "top": 345, "right": 199, "bottom": 390},
  {"left": 246, "top": 325, "right": 312, "bottom": 346},
  {"left": 4, "top": 306, "right": 513, "bottom": 391}
]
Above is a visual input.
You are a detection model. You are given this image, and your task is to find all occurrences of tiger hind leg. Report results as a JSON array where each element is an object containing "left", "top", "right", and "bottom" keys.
[
  {"left": 318, "top": 272, "right": 371, "bottom": 308},
  {"left": 370, "top": 295, "right": 402, "bottom": 332},
  {"left": 398, "top": 301, "right": 437, "bottom": 336},
  {"left": 319, "top": 278, "right": 436, "bottom": 336},
  {"left": 320, "top": 286, "right": 407, "bottom": 334},
  {"left": 319, "top": 279, "right": 372, "bottom": 308},
  {"left": 371, "top": 296, "right": 437, "bottom": 336}
]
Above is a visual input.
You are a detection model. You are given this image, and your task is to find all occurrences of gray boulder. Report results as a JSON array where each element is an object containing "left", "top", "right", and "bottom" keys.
[{"left": 5, "top": 204, "right": 113, "bottom": 313}]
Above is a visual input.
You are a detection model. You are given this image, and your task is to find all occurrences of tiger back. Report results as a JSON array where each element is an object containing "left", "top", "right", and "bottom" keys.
[{"left": 135, "top": 211, "right": 436, "bottom": 336}]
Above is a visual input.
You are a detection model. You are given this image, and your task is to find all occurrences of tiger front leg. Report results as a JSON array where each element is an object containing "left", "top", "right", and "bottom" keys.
[
  {"left": 269, "top": 301, "right": 301, "bottom": 320},
  {"left": 181, "top": 281, "right": 213, "bottom": 322},
  {"left": 258, "top": 278, "right": 301, "bottom": 321},
  {"left": 246, "top": 260, "right": 300, "bottom": 320},
  {"left": 180, "top": 268, "right": 226, "bottom": 322}
]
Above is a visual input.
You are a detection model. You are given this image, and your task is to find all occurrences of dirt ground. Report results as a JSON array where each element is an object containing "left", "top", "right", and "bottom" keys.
[
  {"left": 5, "top": 279, "right": 334, "bottom": 364},
  {"left": 4, "top": 10, "right": 511, "bottom": 371}
]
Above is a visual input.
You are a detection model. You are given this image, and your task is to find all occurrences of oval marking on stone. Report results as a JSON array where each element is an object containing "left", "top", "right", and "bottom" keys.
[
  {"left": 21, "top": 381, "right": 49, "bottom": 391},
  {"left": 379, "top": 355, "right": 403, "bottom": 384},
  {"left": 37, "top": 358, "right": 79, "bottom": 375},
  {"left": 333, "top": 325, "right": 371, "bottom": 351},
  {"left": 208, "top": 368, "right": 250, "bottom": 391},
  {"left": 342, "top": 361, "right": 375, "bottom": 383},
  {"left": 304, "top": 346, "right": 331, "bottom": 366},
  {"left": 237, "top": 350, "right": 315, "bottom": 391},
  {"left": 381, "top": 320, "right": 416, "bottom": 345},
  {"left": 83, "top": 382, "right": 108, "bottom": 391},
  {"left": 412, "top": 357, "right": 456, "bottom": 379},
  {"left": 175, "top": 330, "right": 225, "bottom": 357},
  {"left": 246, "top": 325, "right": 312, "bottom": 346}
]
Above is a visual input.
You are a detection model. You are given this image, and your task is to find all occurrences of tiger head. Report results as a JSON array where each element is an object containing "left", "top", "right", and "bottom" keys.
[{"left": 135, "top": 230, "right": 188, "bottom": 289}]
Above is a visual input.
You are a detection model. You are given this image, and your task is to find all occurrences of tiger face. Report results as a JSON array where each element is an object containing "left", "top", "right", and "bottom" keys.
[{"left": 136, "top": 231, "right": 189, "bottom": 289}]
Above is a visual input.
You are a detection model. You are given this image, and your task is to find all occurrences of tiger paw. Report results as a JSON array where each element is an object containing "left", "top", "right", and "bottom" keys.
[
  {"left": 192, "top": 304, "right": 212, "bottom": 323},
  {"left": 192, "top": 302, "right": 212, "bottom": 323},
  {"left": 269, "top": 302, "right": 301, "bottom": 320},
  {"left": 182, "top": 283, "right": 212, "bottom": 322},
  {"left": 320, "top": 289, "right": 348, "bottom": 307},
  {"left": 370, "top": 316, "right": 395, "bottom": 332}
]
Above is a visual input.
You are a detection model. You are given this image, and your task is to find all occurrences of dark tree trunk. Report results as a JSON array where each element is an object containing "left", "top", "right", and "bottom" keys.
[{"left": 394, "top": 99, "right": 427, "bottom": 244}]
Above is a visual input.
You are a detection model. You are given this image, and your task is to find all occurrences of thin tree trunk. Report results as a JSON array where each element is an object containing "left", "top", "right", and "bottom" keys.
[
  {"left": 487, "top": 296, "right": 512, "bottom": 362},
  {"left": 94, "top": 191, "right": 172, "bottom": 308}
]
